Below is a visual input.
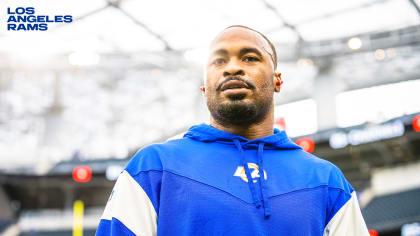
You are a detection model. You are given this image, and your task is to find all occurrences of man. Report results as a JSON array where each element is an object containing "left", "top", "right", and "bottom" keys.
[{"left": 96, "top": 26, "right": 369, "bottom": 235}]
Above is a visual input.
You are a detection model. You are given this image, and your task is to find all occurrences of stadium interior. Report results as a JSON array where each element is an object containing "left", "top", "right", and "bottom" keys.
[{"left": 1, "top": 0, "right": 420, "bottom": 235}]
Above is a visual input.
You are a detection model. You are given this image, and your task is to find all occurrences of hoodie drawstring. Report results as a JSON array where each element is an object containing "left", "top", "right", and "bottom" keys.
[
  {"left": 233, "top": 139, "right": 271, "bottom": 218},
  {"left": 184, "top": 124, "right": 302, "bottom": 219},
  {"left": 257, "top": 142, "right": 271, "bottom": 218},
  {"left": 233, "top": 139, "right": 261, "bottom": 208}
]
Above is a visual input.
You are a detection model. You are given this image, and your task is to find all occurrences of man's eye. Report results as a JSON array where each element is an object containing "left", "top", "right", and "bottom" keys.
[
  {"left": 213, "top": 58, "right": 226, "bottom": 65},
  {"left": 243, "top": 56, "right": 259, "bottom": 62}
]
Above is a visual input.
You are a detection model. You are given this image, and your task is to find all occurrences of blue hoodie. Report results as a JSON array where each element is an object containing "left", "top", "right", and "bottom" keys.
[{"left": 96, "top": 123, "right": 369, "bottom": 236}]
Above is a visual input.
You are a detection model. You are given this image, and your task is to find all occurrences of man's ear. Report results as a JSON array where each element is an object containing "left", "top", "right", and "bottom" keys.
[
  {"left": 273, "top": 72, "right": 283, "bottom": 93},
  {"left": 200, "top": 86, "right": 206, "bottom": 96}
]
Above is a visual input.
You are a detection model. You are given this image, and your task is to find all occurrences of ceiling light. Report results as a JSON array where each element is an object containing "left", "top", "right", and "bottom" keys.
[
  {"left": 347, "top": 37, "right": 362, "bottom": 50},
  {"left": 297, "top": 58, "right": 313, "bottom": 67},
  {"left": 375, "top": 49, "right": 386, "bottom": 60}
]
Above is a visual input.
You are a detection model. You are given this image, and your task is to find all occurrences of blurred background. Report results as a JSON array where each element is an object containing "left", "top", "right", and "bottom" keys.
[{"left": 0, "top": 0, "right": 420, "bottom": 235}]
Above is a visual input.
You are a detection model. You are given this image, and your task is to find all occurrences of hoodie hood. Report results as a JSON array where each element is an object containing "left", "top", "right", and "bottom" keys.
[{"left": 184, "top": 123, "right": 302, "bottom": 150}]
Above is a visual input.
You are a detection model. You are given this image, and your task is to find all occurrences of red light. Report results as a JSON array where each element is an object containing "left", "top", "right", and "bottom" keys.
[
  {"left": 72, "top": 166, "right": 92, "bottom": 183},
  {"left": 413, "top": 115, "right": 420, "bottom": 132},
  {"left": 368, "top": 229, "right": 378, "bottom": 236},
  {"left": 296, "top": 137, "right": 315, "bottom": 153}
]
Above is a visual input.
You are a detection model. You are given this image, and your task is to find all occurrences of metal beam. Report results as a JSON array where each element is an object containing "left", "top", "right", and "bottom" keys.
[
  {"left": 51, "top": 4, "right": 111, "bottom": 31},
  {"left": 408, "top": 0, "right": 420, "bottom": 16},
  {"left": 296, "top": 0, "right": 389, "bottom": 25},
  {"left": 301, "top": 24, "right": 420, "bottom": 59},
  {"left": 260, "top": 0, "right": 305, "bottom": 42},
  {"left": 72, "top": 4, "right": 111, "bottom": 22},
  {"left": 116, "top": 6, "right": 173, "bottom": 51}
]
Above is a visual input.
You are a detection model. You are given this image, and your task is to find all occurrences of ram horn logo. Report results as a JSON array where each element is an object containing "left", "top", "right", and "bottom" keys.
[{"left": 234, "top": 163, "right": 267, "bottom": 183}]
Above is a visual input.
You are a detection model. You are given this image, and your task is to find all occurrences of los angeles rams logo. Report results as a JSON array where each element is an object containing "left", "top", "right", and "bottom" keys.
[{"left": 233, "top": 163, "right": 267, "bottom": 183}]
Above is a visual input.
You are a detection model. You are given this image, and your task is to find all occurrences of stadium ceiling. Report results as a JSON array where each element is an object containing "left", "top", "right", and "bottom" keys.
[
  {"left": 0, "top": 0, "right": 419, "bottom": 55},
  {"left": 1, "top": 0, "right": 420, "bottom": 170}
]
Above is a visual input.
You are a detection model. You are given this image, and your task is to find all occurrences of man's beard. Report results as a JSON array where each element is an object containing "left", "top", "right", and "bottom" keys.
[{"left": 207, "top": 94, "right": 272, "bottom": 126}]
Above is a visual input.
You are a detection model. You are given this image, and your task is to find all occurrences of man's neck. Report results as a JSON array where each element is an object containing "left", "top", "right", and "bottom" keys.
[{"left": 209, "top": 108, "right": 274, "bottom": 140}]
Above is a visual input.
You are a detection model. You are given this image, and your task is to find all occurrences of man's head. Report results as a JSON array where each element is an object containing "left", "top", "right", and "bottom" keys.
[{"left": 203, "top": 25, "right": 282, "bottom": 126}]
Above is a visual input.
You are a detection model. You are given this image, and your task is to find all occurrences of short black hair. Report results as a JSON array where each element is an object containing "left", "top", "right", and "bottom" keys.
[{"left": 225, "top": 25, "right": 277, "bottom": 69}]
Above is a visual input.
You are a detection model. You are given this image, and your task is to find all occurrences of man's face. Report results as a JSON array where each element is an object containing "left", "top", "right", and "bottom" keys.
[{"left": 205, "top": 27, "right": 276, "bottom": 126}]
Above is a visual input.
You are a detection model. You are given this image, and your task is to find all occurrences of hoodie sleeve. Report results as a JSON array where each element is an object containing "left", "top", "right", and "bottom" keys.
[
  {"left": 323, "top": 166, "right": 369, "bottom": 236},
  {"left": 96, "top": 148, "right": 162, "bottom": 236}
]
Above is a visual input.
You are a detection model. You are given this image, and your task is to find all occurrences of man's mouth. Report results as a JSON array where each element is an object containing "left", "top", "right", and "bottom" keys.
[{"left": 220, "top": 80, "right": 250, "bottom": 91}]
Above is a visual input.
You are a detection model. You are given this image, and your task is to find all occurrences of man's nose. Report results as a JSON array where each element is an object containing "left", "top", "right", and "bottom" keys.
[{"left": 223, "top": 59, "right": 244, "bottom": 77}]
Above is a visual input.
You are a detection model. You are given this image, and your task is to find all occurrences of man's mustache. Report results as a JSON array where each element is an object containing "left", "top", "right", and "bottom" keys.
[{"left": 216, "top": 76, "right": 256, "bottom": 91}]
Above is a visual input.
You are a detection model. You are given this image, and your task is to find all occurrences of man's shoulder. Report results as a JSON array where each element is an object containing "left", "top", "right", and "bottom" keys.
[
  {"left": 291, "top": 149, "right": 338, "bottom": 171},
  {"left": 292, "top": 150, "right": 353, "bottom": 193},
  {"left": 310, "top": 153, "right": 353, "bottom": 194},
  {"left": 124, "top": 137, "right": 193, "bottom": 176}
]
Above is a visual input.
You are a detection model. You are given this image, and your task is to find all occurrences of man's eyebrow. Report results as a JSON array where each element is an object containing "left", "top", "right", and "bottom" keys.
[
  {"left": 239, "top": 48, "right": 263, "bottom": 58},
  {"left": 211, "top": 49, "right": 228, "bottom": 56}
]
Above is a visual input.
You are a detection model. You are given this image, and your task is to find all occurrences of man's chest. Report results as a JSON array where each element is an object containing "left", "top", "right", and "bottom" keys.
[{"left": 155, "top": 170, "right": 327, "bottom": 236}]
